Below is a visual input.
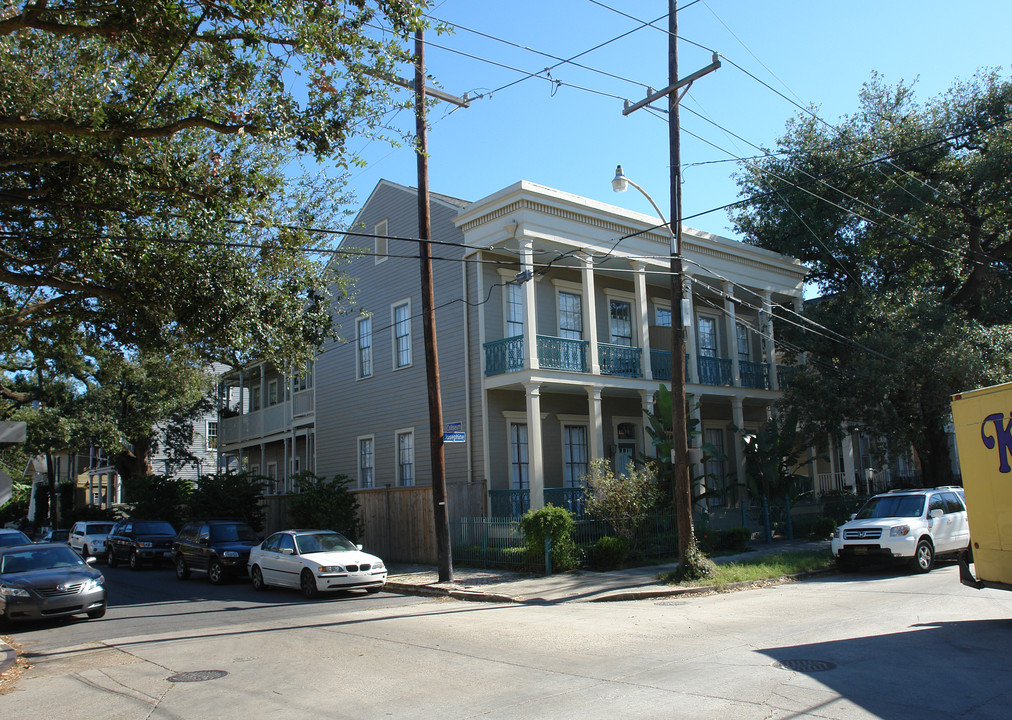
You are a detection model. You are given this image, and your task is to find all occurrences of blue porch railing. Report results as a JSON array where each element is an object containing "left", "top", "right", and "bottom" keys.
[
  {"left": 599, "top": 343, "right": 642, "bottom": 377},
  {"left": 777, "top": 365, "right": 799, "bottom": 391},
  {"left": 740, "top": 360, "right": 770, "bottom": 389},
  {"left": 537, "top": 335, "right": 588, "bottom": 372},
  {"left": 698, "top": 355, "right": 733, "bottom": 385},
  {"left": 544, "top": 486, "right": 586, "bottom": 515},
  {"left": 484, "top": 335, "right": 524, "bottom": 376},
  {"left": 489, "top": 487, "right": 587, "bottom": 518}
]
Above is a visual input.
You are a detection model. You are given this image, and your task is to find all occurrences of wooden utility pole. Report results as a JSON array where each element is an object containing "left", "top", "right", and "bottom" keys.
[
  {"left": 415, "top": 28, "right": 452, "bottom": 582},
  {"left": 622, "top": 2, "right": 719, "bottom": 567}
]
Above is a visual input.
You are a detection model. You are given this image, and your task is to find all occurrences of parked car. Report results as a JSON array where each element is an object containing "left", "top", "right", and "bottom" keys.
[
  {"left": 0, "top": 528, "right": 32, "bottom": 548},
  {"left": 0, "top": 543, "right": 107, "bottom": 623},
  {"left": 172, "top": 520, "right": 260, "bottom": 585},
  {"left": 68, "top": 521, "right": 115, "bottom": 560},
  {"left": 35, "top": 529, "right": 70, "bottom": 544},
  {"left": 831, "top": 488, "right": 970, "bottom": 573},
  {"left": 106, "top": 519, "right": 177, "bottom": 569},
  {"left": 247, "top": 529, "right": 386, "bottom": 598}
]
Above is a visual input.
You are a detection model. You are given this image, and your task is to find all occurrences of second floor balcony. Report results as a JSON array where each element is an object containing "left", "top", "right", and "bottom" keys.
[{"left": 485, "top": 334, "right": 797, "bottom": 392}]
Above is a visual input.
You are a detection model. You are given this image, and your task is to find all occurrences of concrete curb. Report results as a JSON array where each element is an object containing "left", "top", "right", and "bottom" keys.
[
  {"left": 0, "top": 638, "right": 16, "bottom": 676},
  {"left": 383, "top": 581, "right": 518, "bottom": 604}
]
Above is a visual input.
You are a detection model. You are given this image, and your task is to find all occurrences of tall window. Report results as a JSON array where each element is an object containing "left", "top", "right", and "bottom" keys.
[
  {"left": 697, "top": 316, "right": 718, "bottom": 357},
  {"left": 563, "top": 425, "right": 588, "bottom": 488},
  {"left": 359, "top": 437, "right": 374, "bottom": 489},
  {"left": 558, "top": 291, "right": 583, "bottom": 339},
  {"left": 655, "top": 305, "right": 671, "bottom": 327},
  {"left": 393, "top": 301, "right": 411, "bottom": 368},
  {"left": 206, "top": 421, "right": 218, "bottom": 450},
  {"left": 506, "top": 282, "right": 524, "bottom": 337},
  {"left": 374, "top": 219, "right": 388, "bottom": 264},
  {"left": 736, "top": 323, "right": 751, "bottom": 362},
  {"left": 704, "top": 428, "right": 727, "bottom": 507},
  {"left": 251, "top": 385, "right": 261, "bottom": 411},
  {"left": 609, "top": 299, "right": 633, "bottom": 345},
  {"left": 268, "top": 379, "right": 278, "bottom": 406},
  {"left": 509, "top": 423, "right": 529, "bottom": 489},
  {"left": 357, "top": 316, "right": 373, "bottom": 378},
  {"left": 397, "top": 431, "right": 414, "bottom": 486}
]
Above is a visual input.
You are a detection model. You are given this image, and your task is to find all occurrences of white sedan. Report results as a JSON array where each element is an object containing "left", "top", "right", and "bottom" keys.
[{"left": 248, "top": 529, "right": 387, "bottom": 598}]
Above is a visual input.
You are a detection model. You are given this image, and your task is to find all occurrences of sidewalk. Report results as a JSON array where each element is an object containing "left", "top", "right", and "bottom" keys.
[{"left": 385, "top": 539, "right": 832, "bottom": 604}]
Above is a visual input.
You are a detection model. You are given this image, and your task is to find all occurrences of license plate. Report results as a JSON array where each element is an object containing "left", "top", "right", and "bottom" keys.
[{"left": 853, "top": 546, "right": 868, "bottom": 555}]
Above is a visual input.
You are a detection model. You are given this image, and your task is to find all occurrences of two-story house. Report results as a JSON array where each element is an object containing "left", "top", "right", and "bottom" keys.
[{"left": 218, "top": 178, "right": 810, "bottom": 519}]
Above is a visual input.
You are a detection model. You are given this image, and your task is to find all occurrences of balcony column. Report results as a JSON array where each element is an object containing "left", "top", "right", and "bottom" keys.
[
  {"left": 724, "top": 281, "right": 740, "bottom": 386},
  {"left": 524, "top": 382, "right": 545, "bottom": 510},
  {"left": 731, "top": 395, "right": 746, "bottom": 491},
  {"left": 841, "top": 428, "right": 857, "bottom": 493},
  {"left": 794, "top": 298, "right": 808, "bottom": 366},
  {"left": 683, "top": 273, "right": 698, "bottom": 384},
  {"left": 521, "top": 238, "right": 539, "bottom": 370},
  {"left": 587, "top": 386, "right": 604, "bottom": 461},
  {"left": 579, "top": 252, "right": 600, "bottom": 374},
  {"left": 763, "top": 292, "right": 779, "bottom": 391},
  {"left": 631, "top": 260, "right": 652, "bottom": 378}
]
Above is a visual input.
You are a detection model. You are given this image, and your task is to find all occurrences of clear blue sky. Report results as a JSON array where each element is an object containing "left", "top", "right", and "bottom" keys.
[{"left": 343, "top": 0, "right": 1010, "bottom": 241}]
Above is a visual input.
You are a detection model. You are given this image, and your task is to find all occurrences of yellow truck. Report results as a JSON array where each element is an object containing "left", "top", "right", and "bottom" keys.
[{"left": 951, "top": 382, "right": 1012, "bottom": 592}]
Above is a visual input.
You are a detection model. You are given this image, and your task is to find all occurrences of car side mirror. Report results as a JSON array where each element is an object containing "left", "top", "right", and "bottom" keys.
[
  {"left": 356, "top": 544, "right": 363, "bottom": 551},
  {"left": 929, "top": 509, "right": 944, "bottom": 519},
  {"left": 86, "top": 556, "right": 97, "bottom": 565},
  {"left": 281, "top": 547, "right": 294, "bottom": 555},
  {"left": 199, "top": 537, "right": 209, "bottom": 546},
  {"left": 849, "top": 513, "right": 857, "bottom": 521}
]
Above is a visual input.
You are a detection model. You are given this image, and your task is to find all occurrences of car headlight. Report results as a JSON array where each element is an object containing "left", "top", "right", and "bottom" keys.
[
  {"left": 373, "top": 561, "right": 385, "bottom": 570},
  {"left": 832, "top": 527, "right": 840, "bottom": 538},
  {"left": 890, "top": 525, "right": 911, "bottom": 537},
  {"left": 0, "top": 584, "right": 30, "bottom": 598},
  {"left": 137, "top": 541, "right": 153, "bottom": 548},
  {"left": 222, "top": 551, "right": 239, "bottom": 558},
  {"left": 317, "top": 565, "right": 346, "bottom": 574},
  {"left": 81, "top": 577, "right": 105, "bottom": 592}
]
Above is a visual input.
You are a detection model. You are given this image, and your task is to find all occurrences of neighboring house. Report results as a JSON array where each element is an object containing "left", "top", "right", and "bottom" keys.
[{"left": 218, "top": 179, "right": 816, "bottom": 515}]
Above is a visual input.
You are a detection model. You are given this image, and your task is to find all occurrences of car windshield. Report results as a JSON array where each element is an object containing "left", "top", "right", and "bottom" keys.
[
  {"left": 210, "top": 524, "right": 258, "bottom": 543},
  {"left": 1, "top": 546, "right": 85, "bottom": 573},
  {"left": 294, "top": 532, "right": 357, "bottom": 555},
  {"left": 855, "top": 495, "right": 925, "bottom": 519},
  {"left": 134, "top": 521, "right": 175, "bottom": 535},
  {"left": 0, "top": 531, "right": 31, "bottom": 547},
  {"left": 87, "top": 524, "right": 114, "bottom": 534}
]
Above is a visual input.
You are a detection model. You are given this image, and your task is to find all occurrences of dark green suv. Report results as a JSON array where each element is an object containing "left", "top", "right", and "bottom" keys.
[{"left": 171, "top": 520, "right": 260, "bottom": 585}]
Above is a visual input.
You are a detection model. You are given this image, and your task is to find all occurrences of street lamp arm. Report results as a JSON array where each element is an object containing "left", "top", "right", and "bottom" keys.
[{"left": 612, "top": 165, "right": 677, "bottom": 253}]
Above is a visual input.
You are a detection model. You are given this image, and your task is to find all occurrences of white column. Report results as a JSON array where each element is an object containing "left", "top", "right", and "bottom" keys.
[
  {"left": 632, "top": 260, "right": 652, "bottom": 379},
  {"left": 732, "top": 398, "right": 746, "bottom": 500},
  {"left": 638, "top": 389, "right": 655, "bottom": 456},
  {"left": 683, "top": 273, "right": 698, "bottom": 384},
  {"left": 724, "top": 281, "right": 740, "bottom": 386},
  {"left": 525, "top": 382, "right": 545, "bottom": 510},
  {"left": 841, "top": 430, "right": 857, "bottom": 492},
  {"left": 580, "top": 252, "right": 600, "bottom": 374},
  {"left": 794, "top": 298, "right": 808, "bottom": 367},
  {"left": 587, "top": 386, "right": 604, "bottom": 461},
  {"left": 521, "top": 238, "right": 539, "bottom": 370},
  {"left": 763, "top": 291, "right": 779, "bottom": 391}
]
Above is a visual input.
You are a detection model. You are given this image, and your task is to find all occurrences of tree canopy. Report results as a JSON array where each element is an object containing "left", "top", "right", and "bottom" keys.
[
  {"left": 1, "top": 1, "right": 430, "bottom": 471},
  {"left": 732, "top": 70, "right": 1012, "bottom": 483}
]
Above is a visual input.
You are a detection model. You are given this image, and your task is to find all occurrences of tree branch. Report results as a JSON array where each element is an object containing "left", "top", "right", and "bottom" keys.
[
  {"left": 0, "top": 116, "right": 255, "bottom": 139},
  {"left": 0, "top": 267, "right": 123, "bottom": 301}
]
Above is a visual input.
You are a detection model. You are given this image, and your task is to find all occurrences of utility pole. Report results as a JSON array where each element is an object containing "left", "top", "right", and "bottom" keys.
[{"left": 622, "top": 2, "right": 719, "bottom": 567}]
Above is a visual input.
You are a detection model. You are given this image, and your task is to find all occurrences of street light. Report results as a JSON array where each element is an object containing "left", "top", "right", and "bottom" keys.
[{"left": 611, "top": 164, "right": 695, "bottom": 569}]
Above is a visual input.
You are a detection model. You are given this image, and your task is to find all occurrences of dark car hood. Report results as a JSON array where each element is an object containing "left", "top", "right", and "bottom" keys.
[
  {"left": 0, "top": 565, "right": 102, "bottom": 588},
  {"left": 213, "top": 541, "right": 257, "bottom": 553},
  {"left": 132, "top": 534, "right": 176, "bottom": 542}
]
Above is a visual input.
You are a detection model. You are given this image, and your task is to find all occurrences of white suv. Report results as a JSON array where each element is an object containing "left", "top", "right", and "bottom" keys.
[
  {"left": 69, "top": 521, "right": 116, "bottom": 560},
  {"left": 831, "top": 488, "right": 970, "bottom": 573}
]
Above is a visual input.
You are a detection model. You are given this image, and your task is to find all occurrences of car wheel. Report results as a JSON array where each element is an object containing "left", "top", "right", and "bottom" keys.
[
  {"left": 175, "top": 556, "right": 190, "bottom": 580},
  {"left": 366, "top": 586, "right": 381, "bottom": 594},
  {"left": 86, "top": 605, "right": 106, "bottom": 620},
  {"left": 251, "top": 565, "right": 266, "bottom": 591},
  {"left": 82, "top": 545, "right": 90, "bottom": 559},
  {"left": 911, "top": 539, "right": 935, "bottom": 573},
  {"left": 300, "top": 569, "right": 319, "bottom": 599},
  {"left": 208, "top": 558, "right": 225, "bottom": 585},
  {"left": 107, "top": 548, "right": 118, "bottom": 568},
  {"left": 129, "top": 549, "right": 142, "bottom": 571}
]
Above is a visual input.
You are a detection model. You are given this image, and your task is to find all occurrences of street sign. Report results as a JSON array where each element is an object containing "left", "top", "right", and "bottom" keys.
[
  {"left": 445, "top": 421, "right": 462, "bottom": 433},
  {"left": 0, "top": 470, "right": 12, "bottom": 506},
  {"left": 442, "top": 432, "right": 465, "bottom": 443}
]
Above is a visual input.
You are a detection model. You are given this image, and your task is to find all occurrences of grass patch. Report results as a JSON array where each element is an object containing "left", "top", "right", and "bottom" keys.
[{"left": 660, "top": 550, "right": 834, "bottom": 590}]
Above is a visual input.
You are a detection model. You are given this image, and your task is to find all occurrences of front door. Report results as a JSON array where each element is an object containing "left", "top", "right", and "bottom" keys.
[{"left": 615, "top": 422, "right": 637, "bottom": 476}]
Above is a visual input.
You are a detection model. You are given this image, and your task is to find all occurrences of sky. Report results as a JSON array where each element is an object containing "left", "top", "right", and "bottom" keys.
[{"left": 341, "top": 0, "right": 1011, "bottom": 242}]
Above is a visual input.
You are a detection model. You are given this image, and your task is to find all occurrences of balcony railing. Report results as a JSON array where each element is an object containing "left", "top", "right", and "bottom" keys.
[
  {"left": 739, "top": 360, "right": 770, "bottom": 390},
  {"left": 489, "top": 487, "right": 586, "bottom": 518},
  {"left": 537, "top": 335, "right": 588, "bottom": 372},
  {"left": 599, "top": 343, "right": 642, "bottom": 377},
  {"left": 698, "top": 355, "right": 733, "bottom": 385},
  {"left": 485, "top": 335, "right": 524, "bottom": 377}
]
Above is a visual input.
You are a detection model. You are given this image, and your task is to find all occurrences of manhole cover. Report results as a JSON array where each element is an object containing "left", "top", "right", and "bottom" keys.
[
  {"left": 773, "top": 659, "right": 836, "bottom": 673},
  {"left": 167, "top": 670, "right": 229, "bottom": 683}
]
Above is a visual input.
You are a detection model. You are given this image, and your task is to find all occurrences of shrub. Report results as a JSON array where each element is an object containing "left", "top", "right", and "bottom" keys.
[
  {"left": 809, "top": 516, "right": 837, "bottom": 540},
  {"left": 518, "top": 505, "right": 578, "bottom": 572},
  {"left": 582, "top": 458, "right": 660, "bottom": 544},
  {"left": 695, "top": 525, "right": 751, "bottom": 553},
  {"left": 286, "top": 473, "right": 364, "bottom": 541},
  {"left": 123, "top": 474, "right": 192, "bottom": 529},
  {"left": 188, "top": 470, "right": 266, "bottom": 532},
  {"left": 591, "top": 535, "right": 630, "bottom": 570}
]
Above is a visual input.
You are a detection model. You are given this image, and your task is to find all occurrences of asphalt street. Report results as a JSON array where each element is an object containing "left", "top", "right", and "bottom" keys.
[{"left": 2, "top": 561, "right": 1011, "bottom": 719}]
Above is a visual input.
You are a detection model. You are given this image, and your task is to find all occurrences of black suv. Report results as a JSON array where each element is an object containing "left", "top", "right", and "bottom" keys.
[
  {"left": 171, "top": 520, "right": 260, "bottom": 585},
  {"left": 106, "top": 519, "right": 177, "bottom": 569}
]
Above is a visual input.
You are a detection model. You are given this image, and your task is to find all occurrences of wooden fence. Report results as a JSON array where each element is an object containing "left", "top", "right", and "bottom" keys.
[{"left": 259, "top": 480, "right": 487, "bottom": 564}]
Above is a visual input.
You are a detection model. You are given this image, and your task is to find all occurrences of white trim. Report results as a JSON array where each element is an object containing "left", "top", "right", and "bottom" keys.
[
  {"left": 394, "top": 427, "right": 415, "bottom": 487},
  {"left": 374, "top": 219, "right": 389, "bottom": 265},
  {"left": 357, "top": 434, "right": 376, "bottom": 489},
  {"left": 604, "top": 291, "right": 635, "bottom": 345},
  {"left": 555, "top": 286, "right": 584, "bottom": 338},
  {"left": 391, "top": 298, "right": 413, "bottom": 370}
]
